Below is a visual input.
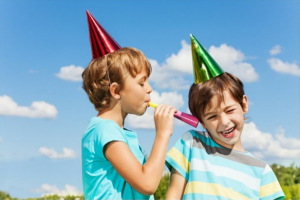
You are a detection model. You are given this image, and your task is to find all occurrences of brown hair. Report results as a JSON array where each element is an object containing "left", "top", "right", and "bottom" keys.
[
  {"left": 189, "top": 72, "right": 245, "bottom": 124},
  {"left": 82, "top": 47, "right": 152, "bottom": 112}
]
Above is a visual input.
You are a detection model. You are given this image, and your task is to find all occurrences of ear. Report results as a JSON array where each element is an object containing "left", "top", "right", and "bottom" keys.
[
  {"left": 242, "top": 95, "right": 248, "bottom": 114},
  {"left": 109, "top": 82, "right": 121, "bottom": 100}
]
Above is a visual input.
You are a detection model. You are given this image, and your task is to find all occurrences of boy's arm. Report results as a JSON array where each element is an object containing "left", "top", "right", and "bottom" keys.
[
  {"left": 105, "top": 136, "right": 169, "bottom": 195},
  {"left": 166, "top": 168, "right": 187, "bottom": 200},
  {"left": 105, "top": 104, "right": 176, "bottom": 196}
]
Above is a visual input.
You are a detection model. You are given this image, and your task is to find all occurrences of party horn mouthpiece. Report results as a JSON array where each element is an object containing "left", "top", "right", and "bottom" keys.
[{"left": 148, "top": 102, "right": 199, "bottom": 128}]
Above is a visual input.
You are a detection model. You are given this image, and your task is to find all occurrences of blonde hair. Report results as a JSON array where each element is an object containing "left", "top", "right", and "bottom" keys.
[{"left": 82, "top": 47, "right": 152, "bottom": 112}]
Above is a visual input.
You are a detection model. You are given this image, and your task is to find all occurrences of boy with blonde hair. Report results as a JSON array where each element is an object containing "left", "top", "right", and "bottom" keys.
[{"left": 82, "top": 11, "right": 176, "bottom": 199}]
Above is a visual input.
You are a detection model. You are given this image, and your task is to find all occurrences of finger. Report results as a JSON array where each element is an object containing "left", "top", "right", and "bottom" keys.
[
  {"left": 166, "top": 107, "right": 177, "bottom": 119},
  {"left": 155, "top": 104, "right": 166, "bottom": 116},
  {"left": 168, "top": 107, "right": 176, "bottom": 117},
  {"left": 159, "top": 105, "right": 169, "bottom": 116},
  {"left": 154, "top": 104, "right": 162, "bottom": 115},
  {"left": 161, "top": 106, "right": 173, "bottom": 120}
]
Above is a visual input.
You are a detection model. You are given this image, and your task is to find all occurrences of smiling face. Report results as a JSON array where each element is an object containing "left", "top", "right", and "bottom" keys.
[
  {"left": 118, "top": 67, "right": 152, "bottom": 116},
  {"left": 201, "top": 90, "right": 248, "bottom": 150}
]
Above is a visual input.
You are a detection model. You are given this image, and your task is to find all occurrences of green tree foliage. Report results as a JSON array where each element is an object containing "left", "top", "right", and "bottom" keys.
[
  {"left": 0, "top": 191, "right": 11, "bottom": 200},
  {"left": 0, "top": 193, "right": 84, "bottom": 200},
  {"left": 23, "top": 195, "right": 84, "bottom": 200},
  {"left": 271, "top": 163, "right": 300, "bottom": 200},
  {"left": 282, "top": 184, "right": 300, "bottom": 200},
  {"left": 154, "top": 173, "right": 170, "bottom": 200}
]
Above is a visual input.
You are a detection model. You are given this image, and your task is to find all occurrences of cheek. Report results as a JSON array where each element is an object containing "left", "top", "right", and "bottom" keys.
[
  {"left": 204, "top": 121, "right": 217, "bottom": 131},
  {"left": 231, "top": 112, "right": 244, "bottom": 121},
  {"left": 126, "top": 86, "right": 140, "bottom": 96}
]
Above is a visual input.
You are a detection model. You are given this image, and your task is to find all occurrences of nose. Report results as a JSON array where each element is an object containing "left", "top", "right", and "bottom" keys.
[
  {"left": 219, "top": 113, "right": 230, "bottom": 127},
  {"left": 147, "top": 81, "right": 152, "bottom": 94}
]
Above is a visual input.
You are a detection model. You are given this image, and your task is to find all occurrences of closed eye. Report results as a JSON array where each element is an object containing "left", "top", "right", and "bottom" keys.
[
  {"left": 207, "top": 115, "right": 216, "bottom": 120},
  {"left": 226, "top": 109, "right": 235, "bottom": 113}
]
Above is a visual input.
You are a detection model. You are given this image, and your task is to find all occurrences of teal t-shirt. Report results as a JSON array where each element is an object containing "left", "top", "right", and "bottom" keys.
[{"left": 82, "top": 117, "right": 154, "bottom": 200}]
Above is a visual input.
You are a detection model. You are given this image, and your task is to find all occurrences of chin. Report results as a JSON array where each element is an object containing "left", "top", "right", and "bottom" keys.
[
  {"left": 225, "top": 138, "right": 239, "bottom": 146},
  {"left": 135, "top": 109, "right": 147, "bottom": 116},
  {"left": 226, "top": 141, "right": 237, "bottom": 146}
]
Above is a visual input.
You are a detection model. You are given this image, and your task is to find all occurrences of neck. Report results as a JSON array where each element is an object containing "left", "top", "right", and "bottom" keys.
[
  {"left": 231, "top": 138, "right": 245, "bottom": 152},
  {"left": 97, "top": 100, "right": 127, "bottom": 129},
  {"left": 208, "top": 132, "right": 245, "bottom": 152},
  {"left": 225, "top": 140, "right": 245, "bottom": 152}
]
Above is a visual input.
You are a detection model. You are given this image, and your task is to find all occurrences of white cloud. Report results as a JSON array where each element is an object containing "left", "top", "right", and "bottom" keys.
[
  {"left": 269, "top": 45, "right": 281, "bottom": 55},
  {"left": 149, "top": 40, "right": 192, "bottom": 90},
  {"left": 149, "top": 41, "right": 258, "bottom": 90},
  {"left": 0, "top": 95, "right": 58, "bottom": 119},
  {"left": 56, "top": 65, "right": 84, "bottom": 82},
  {"left": 39, "top": 147, "right": 76, "bottom": 159},
  {"left": 163, "top": 41, "right": 193, "bottom": 74},
  {"left": 267, "top": 58, "right": 300, "bottom": 76},
  {"left": 242, "top": 122, "right": 300, "bottom": 161},
  {"left": 208, "top": 44, "right": 259, "bottom": 82},
  {"left": 275, "top": 126, "right": 300, "bottom": 149},
  {"left": 0, "top": 136, "right": 2, "bottom": 143},
  {"left": 127, "top": 90, "right": 185, "bottom": 129},
  {"left": 33, "top": 184, "right": 82, "bottom": 197}
]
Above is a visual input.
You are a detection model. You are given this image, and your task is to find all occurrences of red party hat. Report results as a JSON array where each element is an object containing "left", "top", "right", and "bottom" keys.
[{"left": 86, "top": 10, "right": 121, "bottom": 60}]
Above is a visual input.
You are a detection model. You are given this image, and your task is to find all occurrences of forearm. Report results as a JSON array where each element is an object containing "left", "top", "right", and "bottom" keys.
[
  {"left": 166, "top": 185, "right": 184, "bottom": 200},
  {"left": 136, "top": 104, "right": 175, "bottom": 193},
  {"left": 105, "top": 138, "right": 170, "bottom": 195},
  {"left": 166, "top": 192, "right": 181, "bottom": 200},
  {"left": 166, "top": 168, "right": 186, "bottom": 199},
  {"left": 141, "top": 133, "right": 170, "bottom": 191}
]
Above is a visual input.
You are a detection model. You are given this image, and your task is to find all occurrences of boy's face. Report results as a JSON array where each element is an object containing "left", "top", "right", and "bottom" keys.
[
  {"left": 118, "top": 67, "right": 152, "bottom": 115},
  {"left": 201, "top": 90, "right": 248, "bottom": 150}
]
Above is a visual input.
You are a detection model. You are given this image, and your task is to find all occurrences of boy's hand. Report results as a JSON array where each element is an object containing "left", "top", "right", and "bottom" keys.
[{"left": 154, "top": 104, "right": 176, "bottom": 137}]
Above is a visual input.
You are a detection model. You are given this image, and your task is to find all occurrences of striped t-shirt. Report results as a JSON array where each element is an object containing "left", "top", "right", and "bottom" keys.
[{"left": 166, "top": 130, "right": 285, "bottom": 200}]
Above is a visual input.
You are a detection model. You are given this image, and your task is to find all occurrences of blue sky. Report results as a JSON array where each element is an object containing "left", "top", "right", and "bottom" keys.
[{"left": 0, "top": 0, "right": 299, "bottom": 198}]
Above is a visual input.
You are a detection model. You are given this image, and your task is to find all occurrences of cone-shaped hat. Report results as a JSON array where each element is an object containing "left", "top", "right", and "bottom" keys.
[
  {"left": 86, "top": 11, "right": 121, "bottom": 60},
  {"left": 190, "top": 34, "right": 224, "bottom": 84}
]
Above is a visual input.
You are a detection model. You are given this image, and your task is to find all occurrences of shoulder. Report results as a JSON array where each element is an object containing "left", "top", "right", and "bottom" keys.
[
  {"left": 94, "top": 118, "right": 122, "bottom": 131},
  {"left": 181, "top": 129, "right": 212, "bottom": 145},
  {"left": 84, "top": 117, "right": 120, "bottom": 132},
  {"left": 262, "top": 163, "right": 273, "bottom": 175},
  {"left": 174, "top": 130, "right": 211, "bottom": 151},
  {"left": 243, "top": 152, "right": 267, "bottom": 169},
  {"left": 83, "top": 117, "right": 125, "bottom": 143},
  {"left": 94, "top": 119, "right": 125, "bottom": 142},
  {"left": 181, "top": 129, "right": 208, "bottom": 140}
]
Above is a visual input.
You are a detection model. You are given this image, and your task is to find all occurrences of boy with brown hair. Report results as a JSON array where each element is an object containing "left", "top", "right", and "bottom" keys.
[{"left": 165, "top": 34, "right": 285, "bottom": 200}]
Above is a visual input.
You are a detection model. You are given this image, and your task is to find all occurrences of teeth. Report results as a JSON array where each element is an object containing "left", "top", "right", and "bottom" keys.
[{"left": 222, "top": 127, "right": 235, "bottom": 135}]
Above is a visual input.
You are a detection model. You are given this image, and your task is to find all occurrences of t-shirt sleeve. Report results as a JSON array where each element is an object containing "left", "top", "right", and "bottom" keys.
[
  {"left": 260, "top": 164, "right": 285, "bottom": 200},
  {"left": 95, "top": 121, "right": 127, "bottom": 160},
  {"left": 165, "top": 131, "right": 193, "bottom": 181}
]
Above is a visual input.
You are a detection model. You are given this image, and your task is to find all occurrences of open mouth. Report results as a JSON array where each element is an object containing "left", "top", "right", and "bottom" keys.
[{"left": 219, "top": 126, "right": 236, "bottom": 138}]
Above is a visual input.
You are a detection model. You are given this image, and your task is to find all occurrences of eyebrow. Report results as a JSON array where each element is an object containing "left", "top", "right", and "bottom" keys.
[
  {"left": 204, "top": 104, "right": 237, "bottom": 117},
  {"left": 138, "top": 76, "right": 147, "bottom": 81}
]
